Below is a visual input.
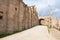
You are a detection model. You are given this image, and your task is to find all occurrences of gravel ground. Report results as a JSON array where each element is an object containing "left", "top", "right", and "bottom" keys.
[{"left": 0, "top": 25, "right": 56, "bottom": 40}]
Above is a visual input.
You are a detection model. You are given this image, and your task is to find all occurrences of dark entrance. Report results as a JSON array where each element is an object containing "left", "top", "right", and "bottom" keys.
[{"left": 39, "top": 19, "right": 44, "bottom": 25}]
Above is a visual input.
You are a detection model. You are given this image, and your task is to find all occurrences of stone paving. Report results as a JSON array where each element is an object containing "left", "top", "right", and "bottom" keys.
[
  {"left": 50, "top": 28, "right": 60, "bottom": 40},
  {"left": 0, "top": 25, "right": 57, "bottom": 40}
]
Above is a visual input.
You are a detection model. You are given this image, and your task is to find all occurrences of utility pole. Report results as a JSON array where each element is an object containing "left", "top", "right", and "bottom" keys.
[{"left": 49, "top": 8, "right": 53, "bottom": 28}]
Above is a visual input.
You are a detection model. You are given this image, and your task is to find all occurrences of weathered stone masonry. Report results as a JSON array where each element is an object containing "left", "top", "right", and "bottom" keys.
[{"left": 0, "top": 0, "right": 39, "bottom": 34}]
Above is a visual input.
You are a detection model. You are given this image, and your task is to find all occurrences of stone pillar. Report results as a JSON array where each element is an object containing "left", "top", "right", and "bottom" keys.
[
  {"left": 7, "top": 0, "right": 20, "bottom": 34},
  {"left": 19, "top": 1, "right": 25, "bottom": 31},
  {"left": 28, "top": 7, "right": 32, "bottom": 28},
  {"left": 31, "top": 6, "right": 38, "bottom": 27},
  {"left": 24, "top": 5, "right": 29, "bottom": 29}
]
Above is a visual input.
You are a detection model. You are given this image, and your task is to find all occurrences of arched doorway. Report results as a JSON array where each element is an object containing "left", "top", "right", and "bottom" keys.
[{"left": 39, "top": 19, "right": 45, "bottom": 25}]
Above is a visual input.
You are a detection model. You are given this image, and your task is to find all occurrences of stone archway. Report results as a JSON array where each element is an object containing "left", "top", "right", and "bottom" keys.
[{"left": 39, "top": 18, "right": 45, "bottom": 25}]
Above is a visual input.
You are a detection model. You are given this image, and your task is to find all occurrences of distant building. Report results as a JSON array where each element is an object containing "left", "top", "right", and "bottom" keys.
[
  {"left": 39, "top": 9, "right": 60, "bottom": 30},
  {"left": 58, "top": 19, "right": 60, "bottom": 30}
]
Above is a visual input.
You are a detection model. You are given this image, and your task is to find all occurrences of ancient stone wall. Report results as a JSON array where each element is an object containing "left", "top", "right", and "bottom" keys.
[
  {"left": 24, "top": 5, "right": 29, "bottom": 29},
  {"left": 0, "top": 0, "right": 39, "bottom": 34},
  {"left": 28, "top": 7, "right": 32, "bottom": 28},
  {"left": 58, "top": 20, "right": 60, "bottom": 30},
  {"left": 7, "top": 0, "right": 20, "bottom": 34},
  {"left": 0, "top": 0, "right": 9, "bottom": 34},
  {"left": 19, "top": 1, "right": 25, "bottom": 31},
  {"left": 32, "top": 6, "right": 38, "bottom": 26}
]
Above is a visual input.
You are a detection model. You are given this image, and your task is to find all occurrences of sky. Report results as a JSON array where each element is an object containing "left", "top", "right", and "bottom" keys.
[{"left": 23, "top": 0, "right": 60, "bottom": 18}]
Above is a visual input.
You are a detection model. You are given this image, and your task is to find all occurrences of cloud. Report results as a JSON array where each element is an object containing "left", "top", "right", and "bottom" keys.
[
  {"left": 53, "top": 8, "right": 60, "bottom": 12},
  {"left": 48, "top": 0, "right": 56, "bottom": 6},
  {"left": 23, "top": 0, "right": 60, "bottom": 18},
  {"left": 23, "top": 0, "right": 56, "bottom": 10},
  {"left": 36, "top": 4, "right": 48, "bottom": 13}
]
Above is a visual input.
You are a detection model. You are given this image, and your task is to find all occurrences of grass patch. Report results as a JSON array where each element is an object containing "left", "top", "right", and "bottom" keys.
[
  {"left": 47, "top": 26, "right": 51, "bottom": 33},
  {"left": 0, "top": 27, "right": 33, "bottom": 38},
  {"left": 0, "top": 29, "right": 28, "bottom": 38},
  {"left": 0, "top": 34, "right": 11, "bottom": 38},
  {"left": 0, "top": 31, "right": 20, "bottom": 38}
]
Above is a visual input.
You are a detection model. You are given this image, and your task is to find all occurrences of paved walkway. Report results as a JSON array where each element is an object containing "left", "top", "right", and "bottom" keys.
[
  {"left": 0, "top": 25, "right": 56, "bottom": 40},
  {"left": 50, "top": 28, "right": 60, "bottom": 40}
]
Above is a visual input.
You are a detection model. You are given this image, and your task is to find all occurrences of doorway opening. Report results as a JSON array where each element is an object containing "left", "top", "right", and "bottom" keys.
[{"left": 39, "top": 19, "right": 44, "bottom": 25}]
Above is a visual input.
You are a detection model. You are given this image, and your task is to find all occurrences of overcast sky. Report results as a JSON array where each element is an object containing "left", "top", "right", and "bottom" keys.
[{"left": 23, "top": 0, "right": 60, "bottom": 18}]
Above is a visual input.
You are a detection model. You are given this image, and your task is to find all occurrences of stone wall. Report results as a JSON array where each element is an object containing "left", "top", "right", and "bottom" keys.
[
  {"left": 58, "top": 19, "right": 60, "bottom": 30},
  {"left": 39, "top": 16, "right": 60, "bottom": 30},
  {"left": 24, "top": 5, "right": 29, "bottom": 29},
  {"left": 0, "top": 0, "right": 9, "bottom": 34},
  {"left": 0, "top": 0, "right": 39, "bottom": 34}
]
